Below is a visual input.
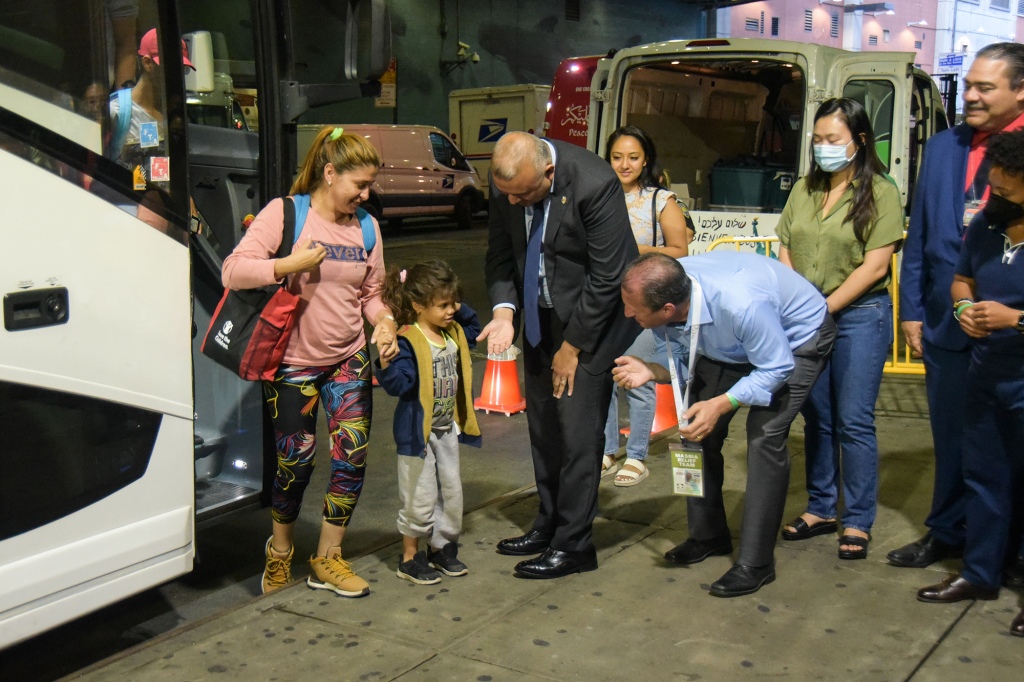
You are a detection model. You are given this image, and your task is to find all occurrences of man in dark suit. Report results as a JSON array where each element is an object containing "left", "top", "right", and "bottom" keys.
[
  {"left": 478, "top": 132, "right": 639, "bottom": 578},
  {"left": 895, "top": 42, "right": 1024, "bottom": 574}
]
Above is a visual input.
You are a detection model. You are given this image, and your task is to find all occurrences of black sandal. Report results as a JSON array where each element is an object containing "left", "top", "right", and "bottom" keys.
[
  {"left": 781, "top": 516, "right": 838, "bottom": 541},
  {"left": 838, "top": 534, "right": 870, "bottom": 560}
]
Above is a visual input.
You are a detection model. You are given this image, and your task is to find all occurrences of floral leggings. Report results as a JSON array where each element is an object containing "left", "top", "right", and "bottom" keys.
[{"left": 263, "top": 349, "right": 372, "bottom": 527}]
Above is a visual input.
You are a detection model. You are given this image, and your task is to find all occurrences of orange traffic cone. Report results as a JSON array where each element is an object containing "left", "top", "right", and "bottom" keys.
[
  {"left": 474, "top": 347, "right": 526, "bottom": 416},
  {"left": 620, "top": 383, "right": 678, "bottom": 436}
]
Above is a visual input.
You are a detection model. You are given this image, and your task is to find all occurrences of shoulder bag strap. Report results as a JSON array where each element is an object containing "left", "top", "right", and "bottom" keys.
[
  {"left": 356, "top": 207, "right": 377, "bottom": 253},
  {"left": 650, "top": 188, "right": 662, "bottom": 247},
  {"left": 291, "top": 194, "right": 310, "bottom": 244},
  {"left": 109, "top": 88, "right": 133, "bottom": 158},
  {"left": 279, "top": 197, "right": 296, "bottom": 259}
]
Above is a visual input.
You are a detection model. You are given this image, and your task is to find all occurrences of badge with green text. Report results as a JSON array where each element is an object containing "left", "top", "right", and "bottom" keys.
[{"left": 670, "top": 440, "right": 704, "bottom": 497}]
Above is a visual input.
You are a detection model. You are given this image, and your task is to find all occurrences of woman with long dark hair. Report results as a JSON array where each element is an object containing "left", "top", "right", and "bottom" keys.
[
  {"left": 776, "top": 98, "right": 904, "bottom": 559},
  {"left": 601, "top": 125, "right": 691, "bottom": 486}
]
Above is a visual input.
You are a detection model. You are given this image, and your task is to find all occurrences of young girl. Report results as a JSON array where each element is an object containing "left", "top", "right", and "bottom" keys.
[{"left": 376, "top": 260, "right": 482, "bottom": 585}]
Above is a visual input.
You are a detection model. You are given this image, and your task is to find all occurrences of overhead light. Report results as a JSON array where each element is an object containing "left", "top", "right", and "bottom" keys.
[{"left": 907, "top": 20, "right": 927, "bottom": 27}]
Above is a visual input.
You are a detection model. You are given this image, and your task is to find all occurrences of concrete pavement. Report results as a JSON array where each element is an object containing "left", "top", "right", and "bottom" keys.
[{"left": 67, "top": 374, "right": 1024, "bottom": 681}]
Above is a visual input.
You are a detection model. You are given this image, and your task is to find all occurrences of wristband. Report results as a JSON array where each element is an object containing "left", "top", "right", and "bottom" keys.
[
  {"left": 726, "top": 393, "right": 740, "bottom": 410},
  {"left": 953, "top": 301, "right": 973, "bottom": 321},
  {"left": 381, "top": 314, "right": 395, "bottom": 322}
]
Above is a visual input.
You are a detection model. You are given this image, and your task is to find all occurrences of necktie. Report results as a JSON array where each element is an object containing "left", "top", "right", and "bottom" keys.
[{"left": 523, "top": 201, "right": 545, "bottom": 347}]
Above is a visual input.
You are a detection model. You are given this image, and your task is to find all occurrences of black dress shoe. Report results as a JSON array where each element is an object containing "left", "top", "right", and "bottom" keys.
[
  {"left": 709, "top": 562, "right": 776, "bottom": 597},
  {"left": 514, "top": 546, "right": 598, "bottom": 579},
  {"left": 886, "top": 533, "right": 963, "bottom": 568},
  {"left": 664, "top": 537, "right": 733, "bottom": 565},
  {"left": 916, "top": 574, "right": 999, "bottom": 603},
  {"left": 496, "top": 530, "right": 552, "bottom": 556},
  {"left": 1003, "top": 555, "right": 1024, "bottom": 588},
  {"left": 1011, "top": 608, "right": 1024, "bottom": 637}
]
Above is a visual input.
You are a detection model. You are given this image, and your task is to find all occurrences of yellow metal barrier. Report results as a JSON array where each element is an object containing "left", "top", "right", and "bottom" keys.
[{"left": 705, "top": 235, "right": 925, "bottom": 376}]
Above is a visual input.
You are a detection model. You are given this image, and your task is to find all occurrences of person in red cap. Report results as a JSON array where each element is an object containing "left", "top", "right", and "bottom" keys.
[{"left": 107, "top": 27, "right": 195, "bottom": 169}]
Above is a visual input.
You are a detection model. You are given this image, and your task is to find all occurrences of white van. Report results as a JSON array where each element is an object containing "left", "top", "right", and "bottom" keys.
[
  {"left": 580, "top": 38, "right": 949, "bottom": 252},
  {"left": 297, "top": 124, "right": 484, "bottom": 230}
]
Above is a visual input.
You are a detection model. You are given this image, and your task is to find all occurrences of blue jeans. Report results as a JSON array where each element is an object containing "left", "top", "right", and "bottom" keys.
[
  {"left": 802, "top": 291, "right": 892, "bottom": 533},
  {"left": 604, "top": 329, "right": 657, "bottom": 460}
]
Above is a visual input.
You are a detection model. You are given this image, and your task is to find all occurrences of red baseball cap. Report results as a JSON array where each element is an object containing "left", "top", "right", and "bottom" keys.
[{"left": 138, "top": 28, "right": 196, "bottom": 70}]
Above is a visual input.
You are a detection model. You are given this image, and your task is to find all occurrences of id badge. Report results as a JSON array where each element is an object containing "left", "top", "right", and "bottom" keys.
[
  {"left": 964, "top": 200, "right": 983, "bottom": 229},
  {"left": 670, "top": 438, "right": 704, "bottom": 497}
]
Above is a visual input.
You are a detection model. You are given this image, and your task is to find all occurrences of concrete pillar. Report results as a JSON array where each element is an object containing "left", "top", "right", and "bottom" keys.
[{"left": 843, "top": 0, "right": 863, "bottom": 52}]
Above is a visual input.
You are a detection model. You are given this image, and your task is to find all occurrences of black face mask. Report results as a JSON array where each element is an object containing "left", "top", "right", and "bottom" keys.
[{"left": 983, "top": 193, "right": 1024, "bottom": 227}]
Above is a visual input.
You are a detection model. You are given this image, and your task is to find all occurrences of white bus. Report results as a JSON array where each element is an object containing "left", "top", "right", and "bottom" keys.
[{"left": 0, "top": 0, "right": 389, "bottom": 649}]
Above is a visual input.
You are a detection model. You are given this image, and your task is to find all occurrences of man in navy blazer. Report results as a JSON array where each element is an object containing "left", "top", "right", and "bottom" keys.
[
  {"left": 895, "top": 42, "right": 1024, "bottom": 570},
  {"left": 479, "top": 132, "right": 640, "bottom": 578}
]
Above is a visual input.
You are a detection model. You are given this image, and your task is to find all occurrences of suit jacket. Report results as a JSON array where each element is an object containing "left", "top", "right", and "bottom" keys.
[
  {"left": 900, "top": 123, "right": 971, "bottom": 351},
  {"left": 486, "top": 139, "right": 640, "bottom": 372}
]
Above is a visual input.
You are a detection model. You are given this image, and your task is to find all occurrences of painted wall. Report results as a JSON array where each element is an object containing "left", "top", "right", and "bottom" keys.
[
  {"left": 304, "top": 0, "right": 704, "bottom": 130},
  {"left": 723, "top": 1, "right": 942, "bottom": 70},
  {"left": 725, "top": 0, "right": 844, "bottom": 47},
  {"left": 858, "top": 2, "right": 938, "bottom": 70}
]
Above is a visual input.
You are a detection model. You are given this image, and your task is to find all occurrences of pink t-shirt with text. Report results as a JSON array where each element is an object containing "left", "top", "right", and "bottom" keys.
[{"left": 222, "top": 197, "right": 387, "bottom": 367}]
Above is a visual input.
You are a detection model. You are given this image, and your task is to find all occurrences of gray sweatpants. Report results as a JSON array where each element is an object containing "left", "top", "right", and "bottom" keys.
[{"left": 396, "top": 427, "right": 463, "bottom": 549}]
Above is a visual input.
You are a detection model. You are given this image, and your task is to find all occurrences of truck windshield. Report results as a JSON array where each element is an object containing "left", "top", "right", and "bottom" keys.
[{"left": 619, "top": 59, "right": 805, "bottom": 213}]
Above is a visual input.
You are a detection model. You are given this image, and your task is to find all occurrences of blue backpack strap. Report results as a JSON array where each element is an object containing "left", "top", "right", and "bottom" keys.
[
  {"left": 356, "top": 207, "right": 377, "bottom": 254},
  {"left": 108, "top": 87, "right": 133, "bottom": 158},
  {"left": 291, "top": 194, "right": 311, "bottom": 244}
]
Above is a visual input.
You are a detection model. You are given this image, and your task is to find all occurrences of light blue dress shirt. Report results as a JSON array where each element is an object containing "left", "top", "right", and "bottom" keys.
[{"left": 653, "top": 251, "right": 827, "bottom": 406}]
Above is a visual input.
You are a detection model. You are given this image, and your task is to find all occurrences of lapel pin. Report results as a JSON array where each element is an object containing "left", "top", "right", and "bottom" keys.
[{"left": 561, "top": 196, "right": 567, "bottom": 205}]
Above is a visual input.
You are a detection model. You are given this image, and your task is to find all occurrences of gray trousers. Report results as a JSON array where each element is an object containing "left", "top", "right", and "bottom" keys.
[
  {"left": 396, "top": 427, "right": 463, "bottom": 549},
  {"left": 687, "top": 315, "right": 836, "bottom": 568}
]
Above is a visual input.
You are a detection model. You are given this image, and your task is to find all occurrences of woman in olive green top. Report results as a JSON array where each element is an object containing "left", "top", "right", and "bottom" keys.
[{"left": 776, "top": 98, "right": 904, "bottom": 560}]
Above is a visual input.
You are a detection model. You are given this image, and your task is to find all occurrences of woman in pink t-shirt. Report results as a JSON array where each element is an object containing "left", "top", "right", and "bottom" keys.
[{"left": 222, "top": 127, "right": 399, "bottom": 598}]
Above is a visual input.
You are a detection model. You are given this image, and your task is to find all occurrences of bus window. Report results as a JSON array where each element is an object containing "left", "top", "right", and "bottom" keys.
[{"left": 1, "top": 3, "right": 192, "bottom": 230}]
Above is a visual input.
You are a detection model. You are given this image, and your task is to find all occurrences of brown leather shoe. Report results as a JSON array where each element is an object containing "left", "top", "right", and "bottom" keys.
[
  {"left": 1011, "top": 608, "right": 1024, "bottom": 637},
  {"left": 916, "top": 574, "right": 999, "bottom": 604}
]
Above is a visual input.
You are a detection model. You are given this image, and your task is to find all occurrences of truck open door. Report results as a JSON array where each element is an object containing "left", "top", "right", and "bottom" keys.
[{"left": 827, "top": 52, "right": 914, "bottom": 206}]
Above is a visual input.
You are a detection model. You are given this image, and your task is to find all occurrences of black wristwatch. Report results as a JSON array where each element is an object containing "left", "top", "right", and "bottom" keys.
[{"left": 1016, "top": 311, "right": 1024, "bottom": 334}]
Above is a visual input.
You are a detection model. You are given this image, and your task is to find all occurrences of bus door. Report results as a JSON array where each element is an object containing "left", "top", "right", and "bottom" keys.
[
  {"left": 180, "top": 0, "right": 391, "bottom": 525},
  {"left": 0, "top": 1, "right": 195, "bottom": 648}
]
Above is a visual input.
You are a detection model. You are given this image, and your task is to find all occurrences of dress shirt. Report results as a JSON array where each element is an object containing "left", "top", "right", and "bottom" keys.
[
  {"left": 965, "top": 110, "right": 1024, "bottom": 197},
  {"left": 653, "top": 252, "right": 827, "bottom": 406},
  {"left": 775, "top": 175, "right": 904, "bottom": 296}
]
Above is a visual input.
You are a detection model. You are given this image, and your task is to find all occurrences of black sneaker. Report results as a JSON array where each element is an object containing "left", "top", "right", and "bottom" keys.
[
  {"left": 397, "top": 551, "right": 442, "bottom": 585},
  {"left": 428, "top": 542, "right": 469, "bottom": 577}
]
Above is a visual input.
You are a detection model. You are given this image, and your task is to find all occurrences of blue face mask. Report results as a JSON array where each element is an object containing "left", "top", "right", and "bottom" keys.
[{"left": 813, "top": 141, "right": 855, "bottom": 173}]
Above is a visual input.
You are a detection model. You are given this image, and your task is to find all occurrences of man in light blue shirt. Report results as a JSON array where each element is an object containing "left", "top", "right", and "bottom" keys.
[{"left": 614, "top": 252, "right": 835, "bottom": 597}]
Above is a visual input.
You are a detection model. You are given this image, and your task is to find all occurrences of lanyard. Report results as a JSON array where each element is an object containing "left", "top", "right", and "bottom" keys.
[{"left": 665, "top": 277, "right": 702, "bottom": 429}]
